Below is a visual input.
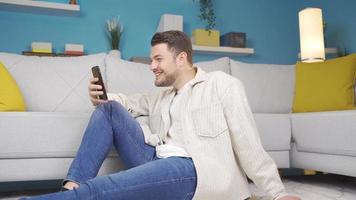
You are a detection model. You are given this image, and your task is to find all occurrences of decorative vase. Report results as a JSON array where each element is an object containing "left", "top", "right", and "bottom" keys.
[
  {"left": 109, "top": 49, "right": 121, "bottom": 58},
  {"left": 192, "top": 29, "right": 220, "bottom": 47}
]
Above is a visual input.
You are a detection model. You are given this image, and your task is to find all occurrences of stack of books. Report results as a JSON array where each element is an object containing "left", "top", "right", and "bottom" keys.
[
  {"left": 65, "top": 44, "right": 84, "bottom": 55},
  {"left": 31, "top": 42, "right": 53, "bottom": 53}
]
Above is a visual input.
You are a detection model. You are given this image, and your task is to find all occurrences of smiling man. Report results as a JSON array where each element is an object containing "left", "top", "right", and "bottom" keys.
[{"left": 21, "top": 31, "right": 300, "bottom": 200}]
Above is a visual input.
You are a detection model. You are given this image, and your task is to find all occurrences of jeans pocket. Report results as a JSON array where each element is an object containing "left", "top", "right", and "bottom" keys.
[{"left": 191, "top": 103, "right": 228, "bottom": 138}]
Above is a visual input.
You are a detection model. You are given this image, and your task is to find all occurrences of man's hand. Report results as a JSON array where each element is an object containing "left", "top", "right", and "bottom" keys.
[
  {"left": 277, "top": 195, "right": 301, "bottom": 200},
  {"left": 88, "top": 77, "right": 108, "bottom": 106}
]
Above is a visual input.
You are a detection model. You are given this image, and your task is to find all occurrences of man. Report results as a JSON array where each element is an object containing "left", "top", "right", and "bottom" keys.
[{"left": 22, "top": 31, "right": 300, "bottom": 200}]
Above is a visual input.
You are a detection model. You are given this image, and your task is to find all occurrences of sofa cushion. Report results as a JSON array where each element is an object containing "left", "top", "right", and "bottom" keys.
[
  {"left": 105, "top": 54, "right": 156, "bottom": 95},
  {"left": 0, "top": 52, "right": 107, "bottom": 112},
  {"left": 292, "top": 54, "right": 356, "bottom": 113},
  {"left": 194, "top": 57, "right": 230, "bottom": 74},
  {"left": 253, "top": 113, "right": 291, "bottom": 151},
  {"left": 291, "top": 110, "right": 356, "bottom": 157},
  {"left": 0, "top": 112, "right": 92, "bottom": 158},
  {"left": 230, "top": 59, "right": 295, "bottom": 113},
  {"left": 0, "top": 62, "right": 26, "bottom": 111}
]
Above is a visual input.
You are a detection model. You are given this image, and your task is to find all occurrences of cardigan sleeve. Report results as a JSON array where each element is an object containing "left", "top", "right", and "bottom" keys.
[
  {"left": 221, "top": 79, "right": 288, "bottom": 200},
  {"left": 107, "top": 92, "right": 150, "bottom": 118},
  {"left": 107, "top": 92, "right": 162, "bottom": 146}
]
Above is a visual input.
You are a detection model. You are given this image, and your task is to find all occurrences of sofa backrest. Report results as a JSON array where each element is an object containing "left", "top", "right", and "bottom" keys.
[
  {"left": 194, "top": 57, "right": 231, "bottom": 74},
  {"left": 105, "top": 55, "right": 232, "bottom": 95},
  {"left": 105, "top": 56, "right": 356, "bottom": 114},
  {"left": 0, "top": 52, "right": 107, "bottom": 112},
  {"left": 105, "top": 54, "right": 156, "bottom": 95},
  {"left": 230, "top": 59, "right": 295, "bottom": 113},
  {"left": 0, "top": 52, "right": 297, "bottom": 114}
]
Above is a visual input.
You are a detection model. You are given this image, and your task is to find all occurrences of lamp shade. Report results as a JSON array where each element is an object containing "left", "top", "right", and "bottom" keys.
[{"left": 299, "top": 8, "right": 325, "bottom": 63}]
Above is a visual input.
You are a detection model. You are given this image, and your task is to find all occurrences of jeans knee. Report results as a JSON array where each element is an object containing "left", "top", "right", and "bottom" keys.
[{"left": 96, "top": 101, "right": 126, "bottom": 115}]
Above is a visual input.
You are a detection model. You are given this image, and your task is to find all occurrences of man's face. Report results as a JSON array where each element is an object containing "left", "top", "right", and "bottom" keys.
[{"left": 150, "top": 43, "right": 178, "bottom": 87}]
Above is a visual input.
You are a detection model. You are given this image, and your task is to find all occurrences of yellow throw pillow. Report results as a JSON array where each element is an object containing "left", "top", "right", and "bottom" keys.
[
  {"left": 292, "top": 53, "right": 356, "bottom": 113},
  {"left": 0, "top": 62, "right": 26, "bottom": 111}
]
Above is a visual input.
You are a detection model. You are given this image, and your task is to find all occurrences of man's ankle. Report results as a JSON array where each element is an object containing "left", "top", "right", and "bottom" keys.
[{"left": 63, "top": 181, "right": 79, "bottom": 190}]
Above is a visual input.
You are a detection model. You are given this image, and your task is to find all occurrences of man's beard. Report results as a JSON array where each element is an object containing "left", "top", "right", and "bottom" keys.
[{"left": 154, "top": 72, "right": 176, "bottom": 87}]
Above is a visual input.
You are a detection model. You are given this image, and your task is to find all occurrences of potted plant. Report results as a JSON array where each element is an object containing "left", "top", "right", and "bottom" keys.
[
  {"left": 192, "top": 0, "right": 220, "bottom": 47},
  {"left": 196, "top": 0, "right": 216, "bottom": 31},
  {"left": 106, "top": 16, "right": 123, "bottom": 57}
]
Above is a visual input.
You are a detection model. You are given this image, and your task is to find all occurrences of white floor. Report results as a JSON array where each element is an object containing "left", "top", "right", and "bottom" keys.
[{"left": 1, "top": 174, "right": 355, "bottom": 200}]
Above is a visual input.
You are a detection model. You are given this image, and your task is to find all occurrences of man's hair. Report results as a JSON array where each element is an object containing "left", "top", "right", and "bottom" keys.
[{"left": 151, "top": 30, "right": 193, "bottom": 64}]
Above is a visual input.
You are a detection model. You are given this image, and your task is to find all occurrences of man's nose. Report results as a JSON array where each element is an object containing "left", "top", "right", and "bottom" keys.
[{"left": 150, "top": 60, "right": 157, "bottom": 71}]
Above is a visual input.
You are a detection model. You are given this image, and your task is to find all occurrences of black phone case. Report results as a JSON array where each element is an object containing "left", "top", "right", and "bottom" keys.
[{"left": 91, "top": 66, "right": 108, "bottom": 100}]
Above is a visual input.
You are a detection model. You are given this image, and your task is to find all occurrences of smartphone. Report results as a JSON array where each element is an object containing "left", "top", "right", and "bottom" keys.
[{"left": 91, "top": 66, "right": 108, "bottom": 100}]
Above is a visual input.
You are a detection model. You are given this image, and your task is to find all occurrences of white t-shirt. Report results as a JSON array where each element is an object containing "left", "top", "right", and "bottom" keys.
[{"left": 156, "top": 81, "right": 192, "bottom": 158}]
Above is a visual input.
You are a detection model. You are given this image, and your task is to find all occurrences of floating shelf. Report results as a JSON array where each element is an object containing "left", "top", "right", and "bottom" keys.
[
  {"left": 298, "top": 48, "right": 338, "bottom": 58},
  {"left": 325, "top": 48, "right": 338, "bottom": 54},
  {"left": 193, "top": 45, "right": 254, "bottom": 56},
  {"left": 0, "top": 0, "right": 80, "bottom": 16},
  {"left": 129, "top": 56, "right": 152, "bottom": 64}
]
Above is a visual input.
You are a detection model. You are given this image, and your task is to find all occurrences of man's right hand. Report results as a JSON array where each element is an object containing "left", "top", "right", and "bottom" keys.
[{"left": 88, "top": 77, "right": 108, "bottom": 106}]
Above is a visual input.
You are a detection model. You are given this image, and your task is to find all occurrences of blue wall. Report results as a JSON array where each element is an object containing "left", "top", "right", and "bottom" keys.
[
  {"left": 0, "top": 0, "right": 354, "bottom": 64},
  {"left": 214, "top": 0, "right": 299, "bottom": 64}
]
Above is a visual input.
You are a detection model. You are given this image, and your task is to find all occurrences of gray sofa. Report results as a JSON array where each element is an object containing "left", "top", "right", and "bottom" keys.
[{"left": 0, "top": 52, "right": 355, "bottom": 184}]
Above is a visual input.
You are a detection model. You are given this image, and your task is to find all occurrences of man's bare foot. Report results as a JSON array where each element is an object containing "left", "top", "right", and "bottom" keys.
[{"left": 63, "top": 181, "right": 79, "bottom": 190}]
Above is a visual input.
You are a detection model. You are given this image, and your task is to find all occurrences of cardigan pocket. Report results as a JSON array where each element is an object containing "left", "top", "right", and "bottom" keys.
[{"left": 192, "top": 103, "right": 228, "bottom": 138}]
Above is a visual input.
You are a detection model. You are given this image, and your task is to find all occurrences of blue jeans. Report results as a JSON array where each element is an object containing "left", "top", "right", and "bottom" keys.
[{"left": 23, "top": 101, "right": 197, "bottom": 200}]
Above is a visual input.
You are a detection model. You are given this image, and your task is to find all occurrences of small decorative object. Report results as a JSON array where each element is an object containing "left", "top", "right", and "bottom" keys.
[
  {"left": 65, "top": 43, "right": 84, "bottom": 55},
  {"left": 192, "top": 29, "right": 220, "bottom": 46},
  {"left": 31, "top": 42, "right": 52, "bottom": 53},
  {"left": 69, "top": 0, "right": 77, "bottom": 5},
  {"left": 106, "top": 16, "right": 123, "bottom": 51},
  {"left": 299, "top": 8, "right": 325, "bottom": 63},
  {"left": 220, "top": 32, "right": 246, "bottom": 48},
  {"left": 157, "top": 14, "right": 183, "bottom": 32}
]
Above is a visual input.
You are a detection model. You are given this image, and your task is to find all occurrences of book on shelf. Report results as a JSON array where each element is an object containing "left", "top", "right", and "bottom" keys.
[
  {"left": 31, "top": 42, "right": 52, "bottom": 53},
  {"left": 64, "top": 50, "right": 84, "bottom": 55},
  {"left": 32, "top": 49, "right": 52, "bottom": 53},
  {"left": 65, "top": 43, "right": 84, "bottom": 52},
  {"left": 64, "top": 43, "right": 84, "bottom": 55}
]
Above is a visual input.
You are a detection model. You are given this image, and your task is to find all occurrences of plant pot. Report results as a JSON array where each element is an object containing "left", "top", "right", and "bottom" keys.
[
  {"left": 109, "top": 49, "right": 121, "bottom": 58},
  {"left": 191, "top": 29, "right": 220, "bottom": 47}
]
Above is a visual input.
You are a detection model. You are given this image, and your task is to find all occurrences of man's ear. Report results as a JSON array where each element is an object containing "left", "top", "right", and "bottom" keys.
[{"left": 176, "top": 51, "right": 188, "bottom": 67}]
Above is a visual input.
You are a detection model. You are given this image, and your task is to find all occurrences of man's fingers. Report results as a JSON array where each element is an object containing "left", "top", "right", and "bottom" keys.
[
  {"left": 89, "top": 91, "right": 104, "bottom": 96},
  {"left": 88, "top": 84, "right": 102, "bottom": 90},
  {"left": 88, "top": 77, "right": 107, "bottom": 106},
  {"left": 89, "top": 77, "right": 99, "bottom": 83}
]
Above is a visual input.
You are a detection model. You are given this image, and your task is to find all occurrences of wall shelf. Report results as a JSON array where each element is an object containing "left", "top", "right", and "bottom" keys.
[
  {"left": 129, "top": 46, "right": 255, "bottom": 64},
  {"left": 325, "top": 48, "right": 338, "bottom": 54},
  {"left": 0, "top": 0, "right": 80, "bottom": 16},
  {"left": 193, "top": 45, "right": 254, "bottom": 56},
  {"left": 298, "top": 48, "right": 338, "bottom": 58}
]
